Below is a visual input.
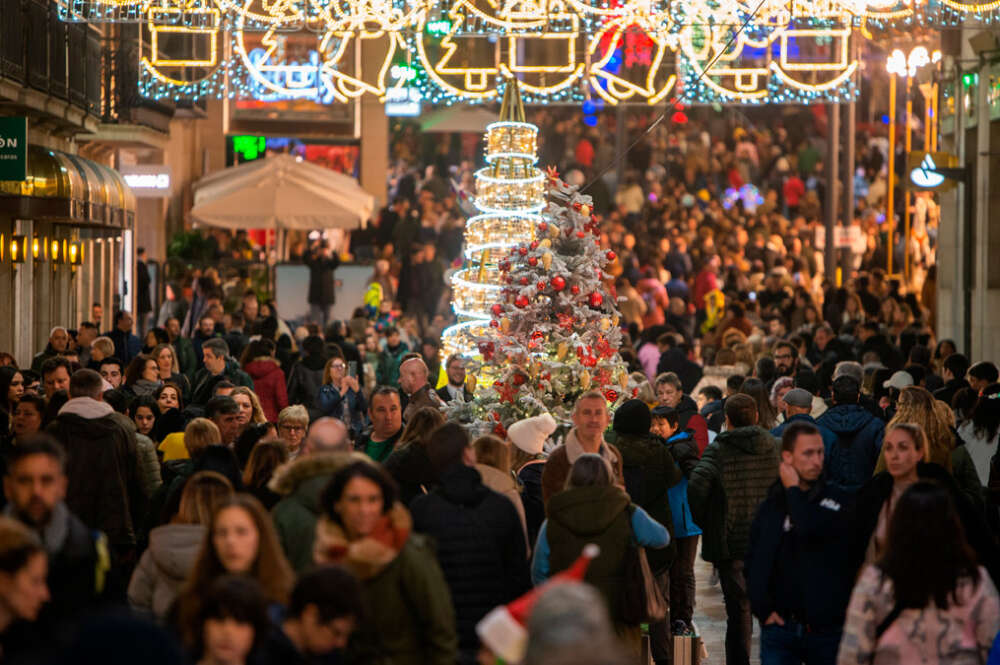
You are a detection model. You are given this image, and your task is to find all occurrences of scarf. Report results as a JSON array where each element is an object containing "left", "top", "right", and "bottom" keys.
[{"left": 313, "top": 503, "right": 412, "bottom": 579}]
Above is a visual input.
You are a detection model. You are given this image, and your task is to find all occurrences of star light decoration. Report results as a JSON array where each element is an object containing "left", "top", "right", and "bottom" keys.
[{"left": 59, "top": 0, "right": 996, "bottom": 106}]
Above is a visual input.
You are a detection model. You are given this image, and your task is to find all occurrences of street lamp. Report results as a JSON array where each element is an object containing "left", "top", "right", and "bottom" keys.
[{"left": 884, "top": 46, "right": 938, "bottom": 280}]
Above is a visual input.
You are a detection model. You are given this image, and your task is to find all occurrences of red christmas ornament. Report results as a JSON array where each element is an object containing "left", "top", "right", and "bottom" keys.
[
  {"left": 576, "top": 231, "right": 586, "bottom": 238},
  {"left": 512, "top": 373, "right": 526, "bottom": 386},
  {"left": 531, "top": 330, "right": 544, "bottom": 342},
  {"left": 551, "top": 275, "right": 566, "bottom": 291},
  {"left": 490, "top": 320, "right": 500, "bottom": 328},
  {"left": 606, "top": 250, "right": 616, "bottom": 261},
  {"left": 493, "top": 423, "right": 507, "bottom": 438},
  {"left": 571, "top": 285, "right": 580, "bottom": 295},
  {"left": 537, "top": 281, "right": 546, "bottom": 291},
  {"left": 499, "top": 259, "right": 511, "bottom": 272},
  {"left": 478, "top": 341, "right": 495, "bottom": 360},
  {"left": 518, "top": 247, "right": 528, "bottom": 256},
  {"left": 589, "top": 292, "right": 603, "bottom": 307},
  {"left": 515, "top": 295, "right": 530, "bottom": 308},
  {"left": 528, "top": 256, "right": 538, "bottom": 267},
  {"left": 538, "top": 221, "right": 548, "bottom": 232},
  {"left": 572, "top": 202, "right": 582, "bottom": 211},
  {"left": 604, "top": 389, "right": 620, "bottom": 402},
  {"left": 530, "top": 240, "right": 539, "bottom": 250},
  {"left": 491, "top": 304, "right": 503, "bottom": 317},
  {"left": 520, "top": 276, "right": 530, "bottom": 285}
]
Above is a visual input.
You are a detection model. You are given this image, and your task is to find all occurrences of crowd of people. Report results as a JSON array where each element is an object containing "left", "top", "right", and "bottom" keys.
[{"left": 0, "top": 104, "right": 994, "bottom": 665}]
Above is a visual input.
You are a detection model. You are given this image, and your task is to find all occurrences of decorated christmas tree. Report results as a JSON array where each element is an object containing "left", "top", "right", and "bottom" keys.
[{"left": 446, "top": 78, "right": 631, "bottom": 435}]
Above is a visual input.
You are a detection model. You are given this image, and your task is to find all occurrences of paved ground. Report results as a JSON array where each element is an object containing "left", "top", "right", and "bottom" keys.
[{"left": 692, "top": 554, "right": 760, "bottom": 665}]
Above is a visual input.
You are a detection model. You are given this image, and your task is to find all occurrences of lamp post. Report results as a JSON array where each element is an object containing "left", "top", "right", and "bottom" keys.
[{"left": 886, "top": 49, "right": 904, "bottom": 277}]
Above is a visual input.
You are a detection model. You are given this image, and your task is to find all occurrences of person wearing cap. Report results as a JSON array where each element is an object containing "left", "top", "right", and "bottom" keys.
[
  {"left": 507, "top": 413, "right": 556, "bottom": 547},
  {"left": 607, "top": 400, "right": 682, "bottom": 664},
  {"left": 745, "top": 422, "right": 853, "bottom": 665},
  {"left": 816, "top": 376, "right": 885, "bottom": 492},
  {"left": 771, "top": 388, "right": 837, "bottom": 453}
]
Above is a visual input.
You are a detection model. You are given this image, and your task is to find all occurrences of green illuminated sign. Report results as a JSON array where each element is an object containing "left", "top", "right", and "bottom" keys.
[
  {"left": 232, "top": 135, "right": 265, "bottom": 161},
  {"left": 0, "top": 117, "right": 27, "bottom": 181},
  {"left": 426, "top": 19, "right": 451, "bottom": 35}
]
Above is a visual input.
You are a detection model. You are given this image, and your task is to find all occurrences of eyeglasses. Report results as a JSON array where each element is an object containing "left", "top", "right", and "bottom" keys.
[{"left": 331, "top": 363, "right": 346, "bottom": 370}]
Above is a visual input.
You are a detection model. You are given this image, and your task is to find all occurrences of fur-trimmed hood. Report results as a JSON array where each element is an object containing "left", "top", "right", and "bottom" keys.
[
  {"left": 313, "top": 502, "right": 412, "bottom": 579},
  {"left": 268, "top": 451, "right": 369, "bottom": 496}
]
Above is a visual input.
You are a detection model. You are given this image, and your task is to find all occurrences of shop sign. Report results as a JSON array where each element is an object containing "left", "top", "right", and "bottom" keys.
[
  {"left": 385, "top": 86, "right": 422, "bottom": 116},
  {"left": 0, "top": 117, "right": 27, "bottom": 181},
  {"left": 120, "top": 164, "right": 173, "bottom": 197},
  {"left": 906, "top": 151, "right": 959, "bottom": 192}
]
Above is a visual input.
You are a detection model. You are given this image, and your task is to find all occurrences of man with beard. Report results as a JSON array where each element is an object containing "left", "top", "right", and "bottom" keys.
[
  {"left": 3, "top": 435, "right": 102, "bottom": 632},
  {"left": 772, "top": 341, "right": 798, "bottom": 378}
]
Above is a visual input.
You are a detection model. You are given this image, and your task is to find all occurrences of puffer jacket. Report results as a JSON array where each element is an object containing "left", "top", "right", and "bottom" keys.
[
  {"left": 243, "top": 358, "right": 288, "bottom": 423},
  {"left": 815, "top": 404, "right": 885, "bottom": 492},
  {"left": 688, "top": 425, "right": 779, "bottom": 563},
  {"left": 270, "top": 452, "right": 369, "bottom": 572},
  {"left": 610, "top": 430, "right": 682, "bottom": 573},
  {"left": 410, "top": 465, "right": 530, "bottom": 665},
  {"left": 664, "top": 430, "right": 702, "bottom": 539},
  {"left": 127, "top": 523, "right": 205, "bottom": 620}
]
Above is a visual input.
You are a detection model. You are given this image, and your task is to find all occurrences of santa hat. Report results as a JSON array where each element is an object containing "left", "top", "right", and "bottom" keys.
[
  {"left": 507, "top": 413, "right": 557, "bottom": 456},
  {"left": 476, "top": 544, "right": 599, "bottom": 664}
]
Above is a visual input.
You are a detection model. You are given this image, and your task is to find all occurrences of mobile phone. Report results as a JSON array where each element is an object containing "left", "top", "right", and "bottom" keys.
[{"left": 348, "top": 361, "right": 357, "bottom": 377}]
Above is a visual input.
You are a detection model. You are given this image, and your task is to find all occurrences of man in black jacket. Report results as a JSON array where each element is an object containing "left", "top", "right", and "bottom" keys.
[
  {"left": 746, "top": 422, "right": 853, "bottom": 665},
  {"left": 410, "top": 423, "right": 530, "bottom": 665},
  {"left": 3, "top": 435, "right": 103, "bottom": 640}
]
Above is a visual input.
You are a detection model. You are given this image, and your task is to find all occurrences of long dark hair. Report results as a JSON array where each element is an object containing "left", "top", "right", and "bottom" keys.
[
  {"left": 969, "top": 385, "right": 1000, "bottom": 442},
  {"left": 879, "top": 482, "right": 980, "bottom": 609},
  {"left": 0, "top": 366, "right": 22, "bottom": 414},
  {"left": 739, "top": 377, "right": 777, "bottom": 429}
]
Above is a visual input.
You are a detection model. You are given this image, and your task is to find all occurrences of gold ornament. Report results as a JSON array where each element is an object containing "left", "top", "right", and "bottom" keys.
[
  {"left": 580, "top": 369, "right": 592, "bottom": 390},
  {"left": 611, "top": 314, "right": 620, "bottom": 327},
  {"left": 465, "top": 374, "right": 478, "bottom": 393},
  {"left": 579, "top": 204, "right": 591, "bottom": 217},
  {"left": 619, "top": 371, "right": 628, "bottom": 388},
  {"left": 501, "top": 317, "right": 511, "bottom": 333},
  {"left": 540, "top": 239, "right": 552, "bottom": 249},
  {"left": 557, "top": 342, "right": 569, "bottom": 360},
  {"left": 548, "top": 223, "right": 560, "bottom": 238},
  {"left": 600, "top": 317, "right": 611, "bottom": 331},
  {"left": 542, "top": 252, "right": 553, "bottom": 270}
]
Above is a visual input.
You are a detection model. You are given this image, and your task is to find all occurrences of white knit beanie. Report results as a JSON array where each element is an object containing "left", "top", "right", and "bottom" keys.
[{"left": 507, "top": 413, "right": 557, "bottom": 456}]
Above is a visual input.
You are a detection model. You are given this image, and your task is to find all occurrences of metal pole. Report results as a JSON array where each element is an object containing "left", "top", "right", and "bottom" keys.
[
  {"left": 615, "top": 105, "right": 626, "bottom": 189},
  {"left": 887, "top": 74, "right": 896, "bottom": 276},
  {"left": 904, "top": 77, "right": 913, "bottom": 283},
  {"left": 825, "top": 102, "right": 840, "bottom": 282},
  {"left": 953, "top": 62, "right": 969, "bottom": 354}
]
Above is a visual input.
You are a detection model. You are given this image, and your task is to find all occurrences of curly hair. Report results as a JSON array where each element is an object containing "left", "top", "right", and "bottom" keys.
[{"left": 884, "top": 386, "right": 954, "bottom": 471}]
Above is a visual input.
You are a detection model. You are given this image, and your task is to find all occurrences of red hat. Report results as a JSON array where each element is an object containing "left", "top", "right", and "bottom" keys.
[{"left": 476, "top": 544, "right": 599, "bottom": 664}]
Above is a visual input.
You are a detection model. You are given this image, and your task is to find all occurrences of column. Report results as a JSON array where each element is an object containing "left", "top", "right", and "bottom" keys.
[
  {"left": 359, "top": 38, "right": 388, "bottom": 209},
  {"left": 13, "top": 219, "right": 35, "bottom": 367}
]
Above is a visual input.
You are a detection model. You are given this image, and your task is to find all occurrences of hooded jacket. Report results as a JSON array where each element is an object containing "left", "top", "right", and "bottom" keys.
[
  {"left": 243, "top": 358, "right": 288, "bottom": 422},
  {"left": 286, "top": 352, "right": 327, "bottom": 420},
  {"left": 375, "top": 342, "right": 409, "bottom": 388},
  {"left": 127, "top": 524, "right": 205, "bottom": 620},
  {"left": 313, "top": 504, "right": 458, "bottom": 665},
  {"left": 675, "top": 394, "right": 710, "bottom": 455},
  {"left": 688, "top": 426, "right": 779, "bottom": 562},
  {"left": 46, "top": 397, "right": 143, "bottom": 547},
  {"left": 611, "top": 431, "right": 682, "bottom": 573},
  {"left": 269, "top": 452, "right": 368, "bottom": 572},
  {"left": 410, "top": 465, "right": 530, "bottom": 665},
  {"left": 815, "top": 404, "right": 885, "bottom": 492}
]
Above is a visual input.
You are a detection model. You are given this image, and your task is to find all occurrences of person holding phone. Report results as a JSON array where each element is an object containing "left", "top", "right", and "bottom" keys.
[{"left": 316, "top": 357, "right": 366, "bottom": 438}]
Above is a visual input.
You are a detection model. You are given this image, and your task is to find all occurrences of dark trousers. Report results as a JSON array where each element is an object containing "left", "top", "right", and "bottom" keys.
[
  {"left": 649, "top": 569, "right": 672, "bottom": 664},
  {"left": 717, "top": 559, "right": 752, "bottom": 665},
  {"left": 760, "top": 623, "right": 841, "bottom": 665},
  {"left": 669, "top": 535, "right": 699, "bottom": 626}
]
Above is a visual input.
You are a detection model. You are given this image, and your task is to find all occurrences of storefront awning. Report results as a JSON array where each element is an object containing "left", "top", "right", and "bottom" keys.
[{"left": 0, "top": 145, "right": 135, "bottom": 227}]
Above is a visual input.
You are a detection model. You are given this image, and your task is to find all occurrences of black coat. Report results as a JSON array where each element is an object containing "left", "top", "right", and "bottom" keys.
[
  {"left": 385, "top": 443, "right": 439, "bottom": 507},
  {"left": 305, "top": 251, "right": 340, "bottom": 306},
  {"left": 518, "top": 460, "right": 546, "bottom": 549},
  {"left": 410, "top": 465, "right": 531, "bottom": 665},
  {"left": 848, "top": 463, "right": 1000, "bottom": 584},
  {"left": 41, "top": 506, "right": 100, "bottom": 640},
  {"left": 745, "top": 479, "right": 853, "bottom": 629}
]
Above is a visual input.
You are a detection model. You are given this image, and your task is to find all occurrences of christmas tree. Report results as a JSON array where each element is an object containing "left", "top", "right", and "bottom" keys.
[{"left": 446, "top": 78, "right": 631, "bottom": 435}]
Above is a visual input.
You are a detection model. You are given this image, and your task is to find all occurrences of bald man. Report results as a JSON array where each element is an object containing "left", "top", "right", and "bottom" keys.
[
  {"left": 31, "top": 327, "right": 70, "bottom": 373},
  {"left": 398, "top": 357, "right": 444, "bottom": 422},
  {"left": 303, "top": 417, "right": 351, "bottom": 455}
]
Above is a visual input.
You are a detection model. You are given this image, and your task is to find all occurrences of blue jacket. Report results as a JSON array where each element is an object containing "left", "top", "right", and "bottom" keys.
[
  {"left": 815, "top": 404, "right": 885, "bottom": 492},
  {"left": 745, "top": 478, "right": 854, "bottom": 629},
  {"left": 772, "top": 414, "right": 838, "bottom": 455},
  {"left": 315, "top": 384, "right": 367, "bottom": 436},
  {"left": 664, "top": 431, "right": 702, "bottom": 538},
  {"left": 531, "top": 506, "right": 670, "bottom": 585}
]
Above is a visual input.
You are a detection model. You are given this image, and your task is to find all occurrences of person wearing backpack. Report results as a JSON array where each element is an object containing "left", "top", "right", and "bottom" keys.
[{"left": 816, "top": 376, "right": 885, "bottom": 492}]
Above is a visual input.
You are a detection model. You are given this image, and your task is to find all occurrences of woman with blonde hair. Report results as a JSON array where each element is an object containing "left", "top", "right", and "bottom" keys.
[
  {"left": 231, "top": 386, "right": 267, "bottom": 427},
  {"left": 128, "top": 471, "right": 235, "bottom": 620},
  {"left": 158, "top": 417, "right": 221, "bottom": 462},
  {"left": 473, "top": 434, "right": 529, "bottom": 552},
  {"left": 150, "top": 343, "right": 191, "bottom": 400}
]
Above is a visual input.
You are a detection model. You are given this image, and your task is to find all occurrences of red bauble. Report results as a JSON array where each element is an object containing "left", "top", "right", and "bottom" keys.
[
  {"left": 528, "top": 256, "right": 538, "bottom": 267},
  {"left": 589, "top": 292, "right": 604, "bottom": 307},
  {"left": 518, "top": 247, "right": 528, "bottom": 256},
  {"left": 538, "top": 221, "right": 548, "bottom": 232},
  {"left": 479, "top": 342, "right": 495, "bottom": 360},
  {"left": 530, "top": 240, "right": 539, "bottom": 250},
  {"left": 604, "top": 389, "right": 619, "bottom": 402},
  {"left": 551, "top": 275, "right": 566, "bottom": 291},
  {"left": 493, "top": 423, "right": 507, "bottom": 438},
  {"left": 606, "top": 251, "right": 616, "bottom": 261},
  {"left": 576, "top": 231, "right": 586, "bottom": 238},
  {"left": 490, "top": 320, "right": 499, "bottom": 328},
  {"left": 515, "top": 295, "right": 530, "bottom": 308},
  {"left": 537, "top": 281, "right": 546, "bottom": 291},
  {"left": 571, "top": 285, "right": 580, "bottom": 295},
  {"left": 512, "top": 373, "right": 526, "bottom": 386},
  {"left": 491, "top": 304, "right": 503, "bottom": 316},
  {"left": 520, "top": 276, "right": 529, "bottom": 285},
  {"left": 499, "top": 259, "right": 511, "bottom": 272}
]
